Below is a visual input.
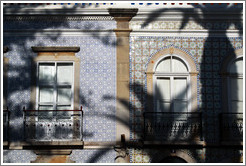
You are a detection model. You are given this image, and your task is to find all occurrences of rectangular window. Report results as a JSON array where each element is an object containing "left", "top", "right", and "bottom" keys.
[
  {"left": 37, "top": 62, "right": 74, "bottom": 120},
  {"left": 155, "top": 76, "right": 188, "bottom": 112}
]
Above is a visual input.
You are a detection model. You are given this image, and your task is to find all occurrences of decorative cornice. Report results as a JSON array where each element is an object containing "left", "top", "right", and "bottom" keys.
[
  {"left": 108, "top": 8, "right": 138, "bottom": 21},
  {"left": 32, "top": 46, "right": 80, "bottom": 52},
  {"left": 130, "top": 30, "right": 242, "bottom": 37},
  {"left": 4, "top": 15, "right": 114, "bottom": 21},
  {"left": 4, "top": 29, "right": 116, "bottom": 37}
]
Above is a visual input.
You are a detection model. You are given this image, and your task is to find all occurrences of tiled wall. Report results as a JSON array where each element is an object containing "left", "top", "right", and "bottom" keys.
[
  {"left": 3, "top": 20, "right": 117, "bottom": 163},
  {"left": 3, "top": 150, "right": 36, "bottom": 163},
  {"left": 70, "top": 149, "right": 116, "bottom": 163},
  {"left": 129, "top": 36, "right": 243, "bottom": 162}
]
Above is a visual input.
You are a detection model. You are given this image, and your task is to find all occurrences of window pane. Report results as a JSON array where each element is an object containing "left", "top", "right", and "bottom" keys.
[
  {"left": 156, "top": 78, "right": 170, "bottom": 100},
  {"left": 157, "top": 101, "right": 170, "bottom": 112},
  {"left": 173, "top": 101, "right": 188, "bottom": 112},
  {"left": 57, "top": 87, "right": 72, "bottom": 103},
  {"left": 156, "top": 58, "right": 171, "bottom": 72},
  {"left": 172, "top": 57, "right": 188, "bottom": 72},
  {"left": 57, "top": 63, "right": 73, "bottom": 84},
  {"left": 38, "top": 105, "right": 53, "bottom": 110},
  {"left": 231, "top": 101, "right": 243, "bottom": 113},
  {"left": 230, "top": 78, "right": 243, "bottom": 101},
  {"left": 39, "top": 87, "right": 53, "bottom": 103},
  {"left": 174, "top": 78, "right": 187, "bottom": 100},
  {"left": 39, "top": 63, "right": 55, "bottom": 83},
  {"left": 230, "top": 58, "right": 243, "bottom": 74}
]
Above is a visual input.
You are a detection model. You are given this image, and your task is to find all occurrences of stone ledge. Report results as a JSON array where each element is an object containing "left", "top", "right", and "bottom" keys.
[
  {"left": 108, "top": 8, "right": 138, "bottom": 19},
  {"left": 144, "top": 140, "right": 204, "bottom": 147},
  {"left": 23, "top": 140, "right": 83, "bottom": 146},
  {"left": 33, "top": 150, "right": 73, "bottom": 155},
  {"left": 6, "top": 141, "right": 84, "bottom": 150},
  {"left": 32, "top": 46, "right": 80, "bottom": 52}
]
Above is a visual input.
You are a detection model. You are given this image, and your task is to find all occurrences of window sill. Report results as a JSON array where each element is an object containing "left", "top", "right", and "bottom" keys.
[{"left": 6, "top": 140, "right": 84, "bottom": 150}]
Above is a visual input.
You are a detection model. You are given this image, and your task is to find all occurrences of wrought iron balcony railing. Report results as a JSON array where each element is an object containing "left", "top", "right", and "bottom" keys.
[
  {"left": 3, "top": 108, "right": 10, "bottom": 142},
  {"left": 144, "top": 112, "right": 202, "bottom": 142},
  {"left": 23, "top": 106, "right": 83, "bottom": 142},
  {"left": 219, "top": 113, "right": 243, "bottom": 142}
]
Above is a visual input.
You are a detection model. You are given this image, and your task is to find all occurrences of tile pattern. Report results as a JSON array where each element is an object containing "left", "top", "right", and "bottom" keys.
[
  {"left": 130, "top": 21, "right": 242, "bottom": 31},
  {"left": 3, "top": 20, "right": 117, "bottom": 163},
  {"left": 129, "top": 36, "right": 243, "bottom": 162},
  {"left": 130, "top": 148, "right": 203, "bottom": 163},
  {"left": 3, "top": 150, "right": 36, "bottom": 163},
  {"left": 205, "top": 148, "right": 243, "bottom": 162},
  {"left": 70, "top": 149, "right": 116, "bottom": 163}
]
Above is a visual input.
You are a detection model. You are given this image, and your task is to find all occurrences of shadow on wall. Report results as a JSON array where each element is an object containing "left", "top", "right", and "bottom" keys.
[
  {"left": 3, "top": 3, "right": 117, "bottom": 143},
  {"left": 98, "top": 3, "right": 243, "bottom": 163},
  {"left": 3, "top": 3, "right": 243, "bottom": 163}
]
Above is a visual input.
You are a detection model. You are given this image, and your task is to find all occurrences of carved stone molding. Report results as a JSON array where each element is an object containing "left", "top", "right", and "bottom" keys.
[
  {"left": 108, "top": 8, "right": 138, "bottom": 21},
  {"left": 4, "top": 15, "right": 114, "bottom": 21},
  {"left": 32, "top": 46, "right": 80, "bottom": 53}
]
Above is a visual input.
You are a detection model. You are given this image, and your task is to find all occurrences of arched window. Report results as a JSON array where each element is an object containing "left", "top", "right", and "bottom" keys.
[
  {"left": 146, "top": 47, "right": 198, "bottom": 112},
  {"left": 227, "top": 57, "right": 243, "bottom": 113},
  {"left": 154, "top": 55, "right": 190, "bottom": 112}
]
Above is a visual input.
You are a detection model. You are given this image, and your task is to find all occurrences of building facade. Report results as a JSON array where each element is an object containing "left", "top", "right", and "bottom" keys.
[{"left": 2, "top": 2, "right": 243, "bottom": 163}]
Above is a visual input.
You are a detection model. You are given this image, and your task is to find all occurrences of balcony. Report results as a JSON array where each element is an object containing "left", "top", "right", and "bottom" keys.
[
  {"left": 144, "top": 112, "right": 202, "bottom": 144},
  {"left": 23, "top": 107, "right": 83, "bottom": 143},
  {"left": 220, "top": 113, "right": 243, "bottom": 144}
]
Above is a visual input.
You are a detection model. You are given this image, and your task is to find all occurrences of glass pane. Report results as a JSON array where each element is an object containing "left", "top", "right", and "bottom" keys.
[
  {"left": 174, "top": 78, "right": 187, "bottom": 100},
  {"left": 57, "top": 87, "right": 72, "bottom": 103},
  {"left": 231, "top": 101, "right": 243, "bottom": 113},
  {"left": 156, "top": 78, "right": 170, "bottom": 100},
  {"left": 157, "top": 101, "right": 170, "bottom": 112},
  {"left": 173, "top": 101, "right": 188, "bottom": 112},
  {"left": 57, "top": 63, "right": 73, "bottom": 84},
  {"left": 38, "top": 105, "right": 53, "bottom": 110},
  {"left": 39, "top": 63, "right": 55, "bottom": 83},
  {"left": 156, "top": 58, "right": 171, "bottom": 72},
  {"left": 39, "top": 87, "right": 54, "bottom": 103},
  {"left": 230, "top": 78, "right": 243, "bottom": 101},
  {"left": 172, "top": 57, "right": 188, "bottom": 72},
  {"left": 230, "top": 58, "right": 243, "bottom": 74}
]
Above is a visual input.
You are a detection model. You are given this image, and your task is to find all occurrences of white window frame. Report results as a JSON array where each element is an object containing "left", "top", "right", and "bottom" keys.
[
  {"left": 35, "top": 61, "right": 75, "bottom": 120},
  {"left": 153, "top": 55, "right": 191, "bottom": 113},
  {"left": 227, "top": 56, "right": 243, "bottom": 113}
]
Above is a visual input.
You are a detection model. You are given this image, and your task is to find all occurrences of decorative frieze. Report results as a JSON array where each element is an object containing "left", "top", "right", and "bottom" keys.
[
  {"left": 130, "top": 20, "right": 242, "bottom": 31},
  {"left": 4, "top": 16, "right": 114, "bottom": 21}
]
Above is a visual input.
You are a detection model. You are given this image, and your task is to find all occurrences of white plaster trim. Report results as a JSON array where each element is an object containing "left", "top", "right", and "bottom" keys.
[
  {"left": 4, "top": 5, "right": 242, "bottom": 17},
  {"left": 4, "top": 15, "right": 114, "bottom": 21},
  {"left": 3, "top": 8, "right": 110, "bottom": 15},
  {"left": 133, "top": 14, "right": 242, "bottom": 22},
  {"left": 3, "top": 29, "right": 116, "bottom": 37},
  {"left": 130, "top": 30, "right": 242, "bottom": 38}
]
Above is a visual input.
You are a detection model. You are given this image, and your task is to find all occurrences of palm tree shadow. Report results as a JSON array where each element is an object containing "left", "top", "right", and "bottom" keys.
[
  {"left": 86, "top": 3, "right": 243, "bottom": 163},
  {"left": 3, "top": 3, "right": 243, "bottom": 163},
  {"left": 140, "top": 3, "right": 243, "bottom": 163}
]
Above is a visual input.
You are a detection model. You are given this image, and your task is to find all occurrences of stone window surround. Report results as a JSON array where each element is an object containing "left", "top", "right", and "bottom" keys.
[
  {"left": 220, "top": 48, "right": 243, "bottom": 113},
  {"left": 27, "top": 47, "right": 82, "bottom": 153},
  {"left": 146, "top": 47, "right": 198, "bottom": 112},
  {"left": 30, "top": 46, "right": 80, "bottom": 111}
]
